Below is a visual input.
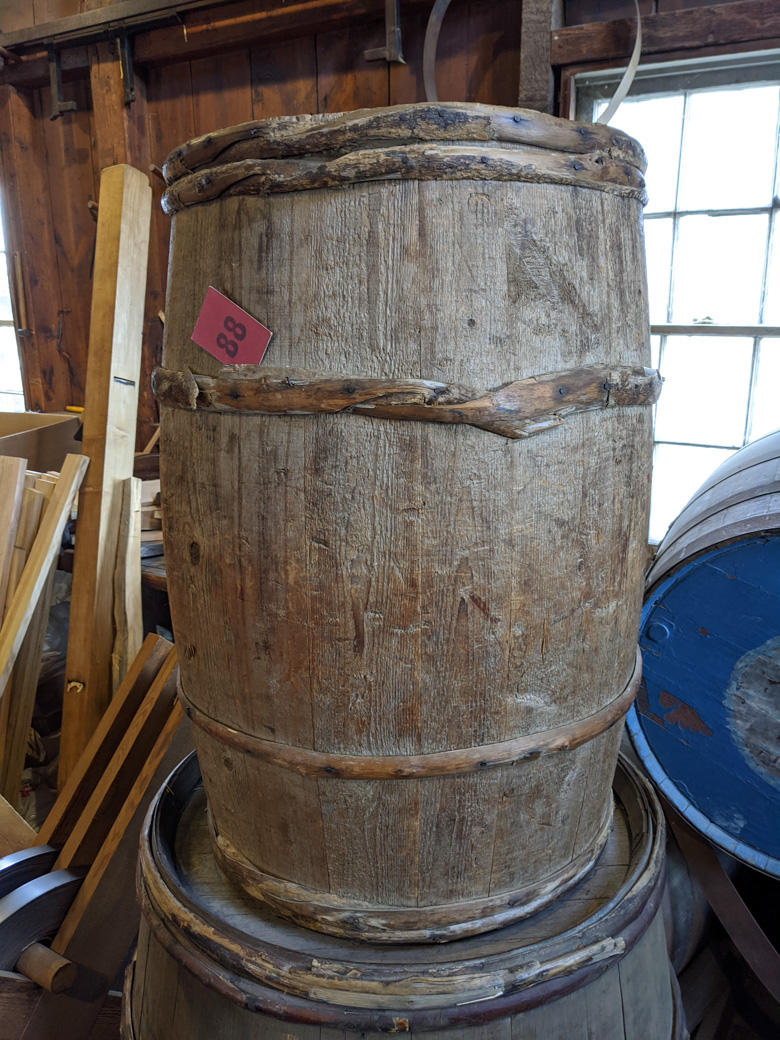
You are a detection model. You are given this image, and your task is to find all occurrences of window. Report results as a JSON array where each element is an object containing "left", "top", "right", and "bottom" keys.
[
  {"left": 576, "top": 55, "right": 780, "bottom": 542},
  {"left": 0, "top": 211, "right": 24, "bottom": 413}
]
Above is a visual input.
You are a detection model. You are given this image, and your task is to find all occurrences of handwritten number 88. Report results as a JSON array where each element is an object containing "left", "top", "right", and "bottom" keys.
[{"left": 216, "top": 316, "right": 247, "bottom": 359}]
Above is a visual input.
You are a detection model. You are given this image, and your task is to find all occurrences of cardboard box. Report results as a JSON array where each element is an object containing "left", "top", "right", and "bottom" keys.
[{"left": 0, "top": 412, "right": 82, "bottom": 472}]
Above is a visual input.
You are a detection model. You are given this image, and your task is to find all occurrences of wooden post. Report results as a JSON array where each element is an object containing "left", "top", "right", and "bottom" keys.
[
  {"left": 58, "top": 166, "right": 151, "bottom": 790},
  {"left": 89, "top": 42, "right": 165, "bottom": 451},
  {"left": 518, "top": 0, "right": 560, "bottom": 113}
]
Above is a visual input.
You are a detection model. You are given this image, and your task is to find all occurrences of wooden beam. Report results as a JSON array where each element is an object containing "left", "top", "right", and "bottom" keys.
[
  {"left": 518, "top": 0, "right": 559, "bottom": 113},
  {"left": 551, "top": 0, "right": 780, "bottom": 66},
  {"left": 59, "top": 166, "right": 151, "bottom": 789}
]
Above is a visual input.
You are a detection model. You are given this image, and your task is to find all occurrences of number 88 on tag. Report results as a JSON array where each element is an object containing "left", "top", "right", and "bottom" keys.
[{"left": 191, "top": 287, "right": 273, "bottom": 366}]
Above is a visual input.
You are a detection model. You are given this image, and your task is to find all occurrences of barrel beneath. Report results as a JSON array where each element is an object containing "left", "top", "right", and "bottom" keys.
[{"left": 123, "top": 753, "right": 683, "bottom": 1039}]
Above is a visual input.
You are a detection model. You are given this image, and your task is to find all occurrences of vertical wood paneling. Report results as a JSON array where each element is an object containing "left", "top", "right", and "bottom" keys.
[
  {"left": 250, "top": 36, "right": 319, "bottom": 118},
  {"left": 190, "top": 50, "right": 254, "bottom": 137},
  {"left": 470, "top": 0, "right": 523, "bottom": 106},
  {"left": 147, "top": 62, "right": 196, "bottom": 305},
  {"left": 0, "top": 85, "right": 71, "bottom": 411},
  {"left": 316, "top": 20, "right": 390, "bottom": 112},
  {"left": 40, "top": 78, "right": 98, "bottom": 407}
]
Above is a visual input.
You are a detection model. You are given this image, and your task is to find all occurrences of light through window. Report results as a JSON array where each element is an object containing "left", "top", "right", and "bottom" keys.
[{"left": 577, "top": 58, "right": 780, "bottom": 542}]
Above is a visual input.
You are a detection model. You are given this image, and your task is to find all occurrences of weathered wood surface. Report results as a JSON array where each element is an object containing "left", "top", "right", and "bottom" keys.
[
  {"left": 124, "top": 754, "right": 683, "bottom": 1038},
  {"left": 160, "top": 103, "right": 653, "bottom": 941},
  {"left": 59, "top": 164, "right": 152, "bottom": 789},
  {"left": 162, "top": 142, "right": 646, "bottom": 213},
  {"left": 154, "top": 364, "right": 661, "bottom": 440},
  {"left": 161, "top": 102, "right": 646, "bottom": 181}
]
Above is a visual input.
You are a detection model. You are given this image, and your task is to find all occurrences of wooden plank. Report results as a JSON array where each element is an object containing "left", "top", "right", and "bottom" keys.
[
  {"left": 0, "top": 454, "right": 88, "bottom": 696},
  {"left": 54, "top": 648, "right": 178, "bottom": 870},
  {"left": 517, "top": 0, "right": 556, "bottom": 111},
  {"left": 2, "top": 487, "right": 44, "bottom": 619},
  {"left": 550, "top": 0, "right": 780, "bottom": 65},
  {"left": 0, "top": 561, "right": 57, "bottom": 806},
  {"left": 38, "top": 634, "right": 172, "bottom": 848},
  {"left": 0, "top": 457, "right": 27, "bottom": 617},
  {"left": 112, "top": 476, "right": 143, "bottom": 693},
  {"left": 59, "top": 164, "right": 152, "bottom": 789},
  {"left": 0, "top": 794, "right": 35, "bottom": 856},
  {"left": 89, "top": 44, "right": 165, "bottom": 451},
  {"left": 0, "top": 86, "right": 71, "bottom": 412}
]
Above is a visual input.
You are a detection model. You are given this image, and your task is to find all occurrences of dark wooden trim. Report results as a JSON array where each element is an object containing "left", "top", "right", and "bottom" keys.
[{"left": 551, "top": 0, "right": 780, "bottom": 66}]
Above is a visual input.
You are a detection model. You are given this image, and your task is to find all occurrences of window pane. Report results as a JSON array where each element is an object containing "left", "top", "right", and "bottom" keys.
[
  {"left": 644, "top": 218, "right": 673, "bottom": 323},
  {"left": 749, "top": 339, "right": 780, "bottom": 442},
  {"left": 0, "top": 325, "right": 22, "bottom": 394},
  {"left": 654, "top": 335, "right": 752, "bottom": 446},
  {"left": 672, "top": 214, "right": 767, "bottom": 324},
  {"left": 608, "top": 95, "right": 684, "bottom": 213},
  {"left": 0, "top": 255, "right": 12, "bottom": 322},
  {"left": 0, "top": 392, "right": 25, "bottom": 413},
  {"left": 677, "top": 86, "right": 780, "bottom": 210},
  {"left": 650, "top": 443, "right": 736, "bottom": 542},
  {"left": 764, "top": 219, "right": 780, "bottom": 325},
  {"left": 651, "top": 334, "right": 661, "bottom": 370}
]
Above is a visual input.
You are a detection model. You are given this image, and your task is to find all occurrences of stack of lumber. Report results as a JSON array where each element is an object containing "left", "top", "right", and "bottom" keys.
[{"left": 0, "top": 455, "right": 89, "bottom": 809}]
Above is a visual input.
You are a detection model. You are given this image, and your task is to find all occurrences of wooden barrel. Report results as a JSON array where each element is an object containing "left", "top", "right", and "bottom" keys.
[
  {"left": 628, "top": 428, "right": 780, "bottom": 876},
  {"left": 123, "top": 752, "right": 686, "bottom": 1040},
  {"left": 156, "top": 103, "right": 658, "bottom": 941}
]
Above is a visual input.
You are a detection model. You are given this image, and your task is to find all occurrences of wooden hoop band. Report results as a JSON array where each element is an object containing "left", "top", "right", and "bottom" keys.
[
  {"left": 209, "top": 803, "right": 614, "bottom": 944},
  {"left": 162, "top": 103, "right": 647, "bottom": 183},
  {"left": 179, "top": 648, "right": 641, "bottom": 781},
  {"left": 161, "top": 142, "right": 647, "bottom": 213},
  {"left": 153, "top": 364, "right": 662, "bottom": 441}
]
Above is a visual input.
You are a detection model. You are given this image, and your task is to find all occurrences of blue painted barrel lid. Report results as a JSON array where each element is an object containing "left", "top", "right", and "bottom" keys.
[{"left": 629, "top": 430, "right": 780, "bottom": 876}]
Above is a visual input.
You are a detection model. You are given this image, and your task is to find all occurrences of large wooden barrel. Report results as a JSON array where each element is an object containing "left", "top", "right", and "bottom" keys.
[
  {"left": 628, "top": 428, "right": 780, "bottom": 876},
  {"left": 156, "top": 103, "right": 658, "bottom": 941},
  {"left": 123, "top": 753, "right": 686, "bottom": 1040}
]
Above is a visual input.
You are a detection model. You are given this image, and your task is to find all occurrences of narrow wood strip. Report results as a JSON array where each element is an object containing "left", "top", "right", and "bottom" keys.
[
  {"left": 181, "top": 649, "right": 641, "bottom": 779},
  {"left": 161, "top": 143, "right": 647, "bottom": 214},
  {"left": 161, "top": 102, "right": 646, "bottom": 182},
  {"left": 153, "top": 365, "right": 661, "bottom": 441},
  {"left": 38, "top": 635, "right": 172, "bottom": 848}
]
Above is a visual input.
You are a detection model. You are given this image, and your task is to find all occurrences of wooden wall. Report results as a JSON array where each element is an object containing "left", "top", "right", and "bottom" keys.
[{"left": 0, "top": 0, "right": 778, "bottom": 445}]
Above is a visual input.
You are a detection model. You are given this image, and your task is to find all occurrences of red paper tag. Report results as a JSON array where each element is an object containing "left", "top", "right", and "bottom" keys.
[{"left": 191, "top": 287, "right": 272, "bottom": 365}]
